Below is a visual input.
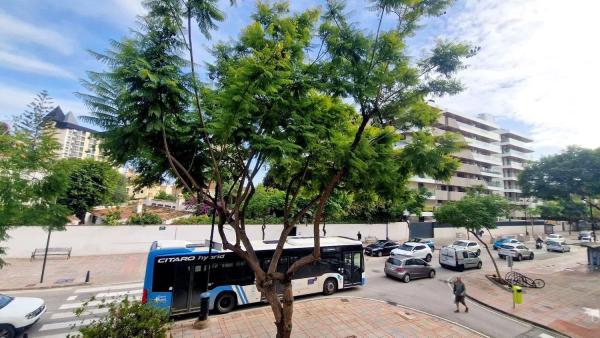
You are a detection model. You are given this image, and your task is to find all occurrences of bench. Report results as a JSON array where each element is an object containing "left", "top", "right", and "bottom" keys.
[{"left": 31, "top": 247, "right": 72, "bottom": 260}]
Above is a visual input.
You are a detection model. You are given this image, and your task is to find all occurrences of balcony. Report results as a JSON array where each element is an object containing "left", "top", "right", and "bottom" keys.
[
  {"left": 448, "top": 177, "right": 487, "bottom": 187},
  {"left": 464, "top": 137, "right": 501, "bottom": 153},
  {"left": 455, "top": 121, "right": 500, "bottom": 141},
  {"left": 504, "top": 188, "right": 522, "bottom": 193},
  {"left": 503, "top": 162, "right": 525, "bottom": 170},
  {"left": 500, "top": 138, "right": 533, "bottom": 152},
  {"left": 503, "top": 149, "right": 533, "bottom": 161},
  {"left": 480, "top": 166, "right": 503, "bottom": 177},
  {"left": 472, "top": 153, "right": 502, "bottom": 166},
  {"left": 503, "top": 175, "right": 519, "bottom": 181}
]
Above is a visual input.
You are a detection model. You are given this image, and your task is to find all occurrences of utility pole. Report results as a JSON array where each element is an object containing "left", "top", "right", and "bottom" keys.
[
  {"left": 588, "top": 199, "right": 597, "bottom": 242},
  {"left": 40, "top": 228, "right": 52, "bottom": 284}
]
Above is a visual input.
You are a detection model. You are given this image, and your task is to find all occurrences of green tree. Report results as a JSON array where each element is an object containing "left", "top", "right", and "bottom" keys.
[
  {"left": 57, "top": 159, "right": 126, "bottom": 223},
  {"left": 12, "top": 90, "right": 54, "bottom": 150},
  {"left": 155, "top": 191, "right": 177, "bottom": 202},
  {"left": 435, "top": 191, "right": 512, "bottom": 279},
  {"left": 80, "top": 1, "right": 472, "bottom": 335},
  {"left": 0, "top": 93, "right": 70, "bottom": 267},
  {"left": 520, "top": 146, "right": 600, "bottom": 239}
]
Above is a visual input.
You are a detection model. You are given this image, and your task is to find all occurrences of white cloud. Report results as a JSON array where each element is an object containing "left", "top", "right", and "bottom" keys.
[
  {"left": 0, "top": 10, "right": 75, "bottom": 55},
  {"left": 60, "top": 0, "right": 145, "bottom": 27},
  {"left": 435, "top": 0, "right": 600, "bottom": 155},
  {"left": 0, "top": 50, "right": 76, "bottom": 79},
  {"left": 0, "top": 84, "right": 87, "bottom": 122}
]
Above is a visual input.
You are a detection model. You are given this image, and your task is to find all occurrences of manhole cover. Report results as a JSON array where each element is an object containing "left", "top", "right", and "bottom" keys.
[
  {"left": 340, "top": 298, "right": 349, "bottom": 303},
  {"left": 55, "top": 278, "right": 74, "bottom": 284},
  {"left": 371, "top": 269, "right": 381, "bottom": 273}
]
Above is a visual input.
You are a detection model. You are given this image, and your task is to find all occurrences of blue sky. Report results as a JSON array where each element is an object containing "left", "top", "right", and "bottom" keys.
[{"left": 1, "top": 0, "right": 598, "bottom": 157}]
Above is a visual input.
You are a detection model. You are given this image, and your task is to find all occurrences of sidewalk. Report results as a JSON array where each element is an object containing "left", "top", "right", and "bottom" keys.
[
  {"left": 0, "top": 253, "right": 146, "bottom": 290},
  {"left": 463, "top": 265, "right": 600, "bottom": 338},
  {"left": 169, "top": 297, "right": 484, "bottom": 337}
]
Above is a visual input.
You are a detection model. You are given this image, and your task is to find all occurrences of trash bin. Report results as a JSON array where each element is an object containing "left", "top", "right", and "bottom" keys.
[{"left": 512, "top": 285, "right": 522, "bottom": 304}]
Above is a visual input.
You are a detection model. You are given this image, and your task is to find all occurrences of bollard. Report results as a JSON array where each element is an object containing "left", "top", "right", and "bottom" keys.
[
  {"left": 199, "top": 292, "right": 210, "bottom": 321},
  {"left": 85, "top": 270, "right": 90, "bottom": 283},
  {"left": 193, "top": 292, "right": 211, "bottom": 329}
]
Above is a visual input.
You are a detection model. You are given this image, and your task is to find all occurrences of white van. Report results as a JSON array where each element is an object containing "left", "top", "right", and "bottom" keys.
[{"left": 439, "top": 246, "right": 482, "bottom": 271}]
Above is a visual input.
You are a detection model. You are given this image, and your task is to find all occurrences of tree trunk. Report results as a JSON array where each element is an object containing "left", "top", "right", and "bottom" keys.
[
  {"left": 471, "top": 230, "right": 502, "bottom": 279},
  {"left": 260, "top": 280, "right": 294, "bottom": 338}
]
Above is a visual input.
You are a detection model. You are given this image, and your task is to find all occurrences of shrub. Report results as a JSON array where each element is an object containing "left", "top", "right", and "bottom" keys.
[
  {"left": 174, "top": 214, "right": 212, "bottom": 224},
  {"left": 103, "top": 210, "right": 122, "bottom": 225},
  {"left": 128, "top": 212, "right": 162, "bottom": 225},
  {"left": 154, "top": 191, "right": 176, "bottom": 202},
  {"left": 69, "top": 297, "right": 170, "bottom": 338}
]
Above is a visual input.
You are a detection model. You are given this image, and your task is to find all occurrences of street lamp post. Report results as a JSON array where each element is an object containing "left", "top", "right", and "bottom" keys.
[
  {"left": 39, "top": 228, "right": 52, "bottom": 284},
  {"left": 588, "top": 199, "right": 597, "bottom": 242}
]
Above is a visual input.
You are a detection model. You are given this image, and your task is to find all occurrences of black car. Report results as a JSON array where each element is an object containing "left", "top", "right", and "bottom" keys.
[{"left": 364, "top": 240, "right": 399, "bottom": 257}]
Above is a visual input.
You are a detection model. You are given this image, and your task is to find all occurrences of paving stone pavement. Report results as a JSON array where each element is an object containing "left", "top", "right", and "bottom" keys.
[
  {"left": 0, "top": 253, "right": 146, "bottom": 290},
  {"left": 169, "top": 297, "right": 484, "bottom": 338},
  {"left": 462, "top": 265, "right": 600, "bottom": 338}
]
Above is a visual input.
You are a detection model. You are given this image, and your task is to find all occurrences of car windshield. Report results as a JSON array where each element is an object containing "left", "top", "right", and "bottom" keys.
[
  {"left": 0, "top": 294, "right": 13, "bottom": 309},
  {"left": 372, "top": 240, "right": 388, "bottom": 247},
  {"left": 548, "top": 234, "right": 559, "bottom": 238},
  {"left": 501, "top": 244, "right": 515, "bottom": 250},
  {"left": 398, "top": 244, "right": 414, "bottom": 251},
  {"left": 387, "top": 258, "right": 404, "bottom": 266},
  {"left": 453, "top": 241, "right": 468, "bottom": 246}
]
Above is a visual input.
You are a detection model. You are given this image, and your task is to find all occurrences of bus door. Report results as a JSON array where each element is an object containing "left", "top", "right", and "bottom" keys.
[
  {"left": 171, "top": 263, "right": 207, "bottom": 314},
  {"left": 342, "top": 252, "right": 362, "bottom": 286}
]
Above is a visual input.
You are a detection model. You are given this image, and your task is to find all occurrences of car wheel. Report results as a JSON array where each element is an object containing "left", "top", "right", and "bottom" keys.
[
  {"left": 215, "top": 292, "right": 237, "bottom": 314},
  {"left": 477, "top": 261, "right": 482, "bottom": 269},
  {"left": 0, "top": 325, "right": 15, "bottom": 338},
  {"left": 499, "top": 255, "right": 505, "bottom": 259},
  {"left": 476, "top": 249, "right": 481, "bottom": 256},
  {"left": 378, "top": 251, "right": 382, "bottom": 257},
  {"left": 458, "top": 264, "right": 464, "bottom": 272},
  {"left": 323, "top": 278, "right": 338, "bottom": 295},
  {"left": 547, "top": 248, "right": 550, "bottom": 252},
  {"left": 403, "top": 274, "right": 411, "bottom": 283},
  {"left": 517, "top": 254, "right": 522, "bottom": 261},
  {"left": 429, "top": 270, "right": 436, "bottom": 278},
  {"left": 529, "top": 252, "right": 534, "bottom": 260},
  {"left": 425, "top": 254, "right": 432, "bottom": 262}
]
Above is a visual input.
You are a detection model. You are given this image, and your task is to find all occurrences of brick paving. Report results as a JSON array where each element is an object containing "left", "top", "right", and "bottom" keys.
[
  {"left": 462, "top": 265, "right": 600, "bottom": 338},
  {"left": 169, "top": 297, "right": 484, "bottom": 338},
  {"left": 0, "top": 253, "right": 146, "bottom": 290}
]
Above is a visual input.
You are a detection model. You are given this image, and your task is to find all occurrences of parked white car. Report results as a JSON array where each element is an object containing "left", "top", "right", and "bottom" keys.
[
  {"left": 0, "top": 294, "right": 46, "bottom": 338},
  {"left": 450, "top": 240, "right": 481, "bottom": 256},
  {"left": 391, "top": 242, "right": 433, "bottom": 262},
  {"left": 547, "top": 241, "right": 571, "bottom": 253},
  {"left": 545, "top": 234, "right": 566, "bottom": 244}
]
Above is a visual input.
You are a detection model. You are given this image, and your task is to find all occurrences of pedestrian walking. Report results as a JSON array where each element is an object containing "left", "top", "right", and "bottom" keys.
[
  {"left": 453, "top": 277, "right": 469, "bottom": 313},
  {"left": 357, "top": 231, "right": 362, "bottom": 241}
]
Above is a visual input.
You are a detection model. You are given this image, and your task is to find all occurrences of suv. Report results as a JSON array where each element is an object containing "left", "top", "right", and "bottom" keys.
[
  {"left": 578, "top": 231, "right": 595, "bottom": 242},
  {"left": 439, "top": 247, "right": 482, "bottom": 271},
  {"left": 450, "top": 240, "right": 481, "bottom": 256},
  {"left": 498, "top": 243, "right": 534, "bottom": 261},
  {"left": 391, "top": 242, "right": 433, "bottom": 262},
  {"left": 364, "top": 240, "right": 399, "bottom": 257},
  {"left": 384, "top": 256, "right": 435, "bottom": 283}
]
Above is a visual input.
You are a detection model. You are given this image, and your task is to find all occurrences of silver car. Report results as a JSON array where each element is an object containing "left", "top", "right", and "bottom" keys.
[
  {"left": 547, "top": 241, "right": 571, "bottom": 253},
  {"left": 498, "top": 243, "right": 534, "bottom": 261},
  {"left": 384, "top": 256, "right": 435, "bottom": 283}
]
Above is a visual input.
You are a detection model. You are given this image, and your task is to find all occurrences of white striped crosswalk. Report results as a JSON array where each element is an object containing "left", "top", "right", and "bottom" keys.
[{"left": 33, "top": 282, "right": 143, "bottom": 337}]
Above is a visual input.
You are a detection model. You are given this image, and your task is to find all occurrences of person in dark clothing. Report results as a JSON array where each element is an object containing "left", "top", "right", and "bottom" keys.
[
  {"left": 357, "top": 231, "right": 362, "bottom": 241},
  {"left": 453, "top": 277, "right": 469, "bottom": 313}
]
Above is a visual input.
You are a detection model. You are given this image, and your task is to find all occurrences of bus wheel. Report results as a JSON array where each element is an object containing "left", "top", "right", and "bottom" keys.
[
  {"left": 215, "top": 292, "right": 237, "bottom": 314},
  {"left": 323, "top": 278, "right": 338, "bottom": 295}
]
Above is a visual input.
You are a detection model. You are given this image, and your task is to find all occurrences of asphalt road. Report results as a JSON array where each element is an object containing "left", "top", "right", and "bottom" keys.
[{"left": 7, "top": 243, "right": 580, "bottom": 338}]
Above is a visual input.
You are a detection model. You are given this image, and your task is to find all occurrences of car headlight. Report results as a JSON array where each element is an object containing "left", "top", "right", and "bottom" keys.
[{"left": 26, "top": 304, "right": 45, "bottom": 319}]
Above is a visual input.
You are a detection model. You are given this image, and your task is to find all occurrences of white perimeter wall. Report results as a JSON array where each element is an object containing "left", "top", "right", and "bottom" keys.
[{"left": 4, "top": 222, "right": 550, "bottom": 258}]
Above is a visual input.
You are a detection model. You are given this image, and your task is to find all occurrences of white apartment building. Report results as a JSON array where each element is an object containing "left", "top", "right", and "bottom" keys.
[
  {"left": 408, "top": 110, "right": 534, "bottom": 220},
  {"left": 44, "top": 106, "right": 104, "bottom": 160}
]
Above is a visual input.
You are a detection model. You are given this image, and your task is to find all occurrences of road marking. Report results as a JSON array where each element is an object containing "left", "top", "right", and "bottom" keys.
[
  {"left": 59, "top": 295, "right": 141, "bottom": 309},
  {"left": 39, "top": 318, "right": 95, "bottom": 331},
  {"left": 67, "top": 295, "right": 77, "bottom": 301},
  {"left": 95, "top": 289, "right": 142, "bottom": 298},
  {"left": 50, "top": 307, "right": 109, "bottom": 319},
  {"left": 74, "top": 282, "right": 142, "bottom": 294},
  {"left": 539, "top": 333, "right": 555, "bottom": 338},
  {"left": 36, "top": 333, "right": 80, "bottom": 338}
]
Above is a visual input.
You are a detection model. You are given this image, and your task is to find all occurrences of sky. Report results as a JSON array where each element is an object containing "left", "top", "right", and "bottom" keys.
[{"left": 0, "top": 0, "right": 598, "bottom": 158}]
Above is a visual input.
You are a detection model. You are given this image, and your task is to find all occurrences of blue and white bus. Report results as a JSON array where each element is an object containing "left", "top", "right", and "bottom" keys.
[{"left": 142, "top": 236, "right": 365, "bottom": 315}]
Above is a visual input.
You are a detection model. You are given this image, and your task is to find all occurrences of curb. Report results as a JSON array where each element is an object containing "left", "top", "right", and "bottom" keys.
[
  {"left": 465, "top": 292, "right": 571, "bottom": 338},
  {"left": 0, "top": 281, "right": 90, "bottom": 292}
]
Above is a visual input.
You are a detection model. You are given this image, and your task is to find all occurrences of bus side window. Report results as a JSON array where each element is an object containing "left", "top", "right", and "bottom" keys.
[{"left": 152, "top": 262, "right": 175, "bottom": 292}]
